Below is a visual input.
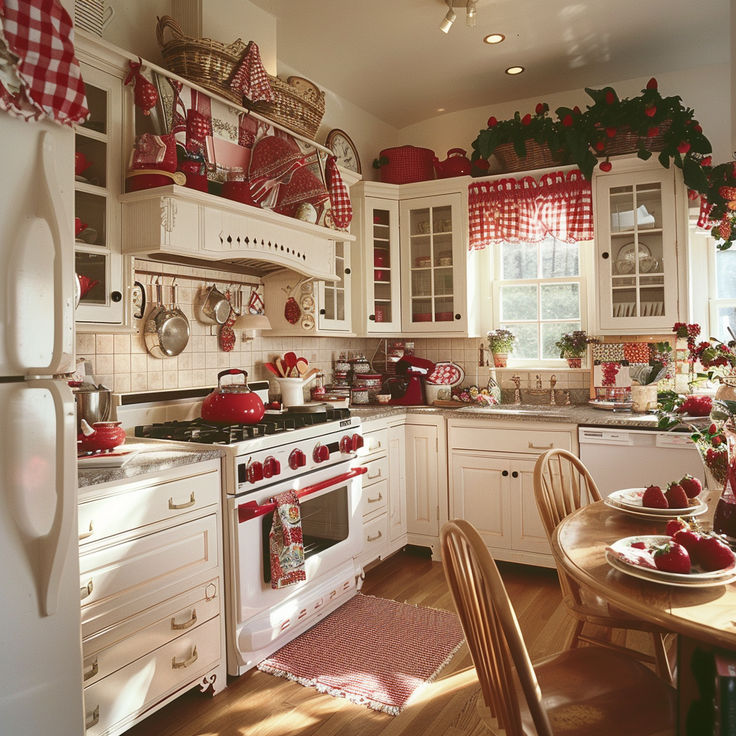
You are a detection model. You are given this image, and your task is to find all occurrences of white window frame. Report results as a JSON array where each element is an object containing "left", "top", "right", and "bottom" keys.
[
  {"left": 707, "top": 242, "right": 736, "bottom": 342},
  {"left": 490, "top": 237, "right": 594, "bottom": 368}
]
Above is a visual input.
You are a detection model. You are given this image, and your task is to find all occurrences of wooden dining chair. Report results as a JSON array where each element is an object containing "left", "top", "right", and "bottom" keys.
[
  {"left": 441, "top": 519, "right": 676, "bottom": 736},
  {"left": 533, "top": 448, "right": 674, "bottom": 684}
]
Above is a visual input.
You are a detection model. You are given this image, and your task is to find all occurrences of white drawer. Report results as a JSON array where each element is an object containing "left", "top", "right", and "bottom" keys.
[
  {"left": 361, "top": 513, "right": 389, "bottom": 566},
  {"left": 361, "top": 478, "right": 388, "bottom": 519},
  {"left": 449, "top": 426, "right": 572, "bottom": 454},
  {"left": 80, "top": 515, "right": 218, "bottom": 627},
  {"left": 358, "top": 428, "right": 388, "bottom": 459},
  {"left": 78, "top": 469, "right": 220, "bottom": 546},
  {"left": 82, "top": 577, "right": 221, "bottom": 687},
  {"left": 360, "top": 455, "right": 389, "bottom": 487},
  {"left": 84, "top": 615, "right": 221, "bottom": 736}
]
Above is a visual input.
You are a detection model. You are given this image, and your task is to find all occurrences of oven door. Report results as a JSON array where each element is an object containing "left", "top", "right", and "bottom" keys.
[{"left": 229, "top": 461, "right": 366, "bottom": 627}]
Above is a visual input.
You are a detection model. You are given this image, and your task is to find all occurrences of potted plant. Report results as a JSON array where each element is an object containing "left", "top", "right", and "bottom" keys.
[
  {"left": 554, "top": 330, "right": 593, "bottom": 368},
  {"left": 487, "top": 328, "right": 516, "bottom": 367}
]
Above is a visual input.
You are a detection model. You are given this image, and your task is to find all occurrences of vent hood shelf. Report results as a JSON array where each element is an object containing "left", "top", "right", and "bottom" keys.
[{"left": 120, "top": 185, "right": 354, "bottom": 281}]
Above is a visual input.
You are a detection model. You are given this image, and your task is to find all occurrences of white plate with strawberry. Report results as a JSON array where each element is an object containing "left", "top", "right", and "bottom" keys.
[
  {"left": 607, "top": 476, "right": 708, "bottom": 518},
  {"left": 605, "top": 533, "right": 736, "bottom": 587}
]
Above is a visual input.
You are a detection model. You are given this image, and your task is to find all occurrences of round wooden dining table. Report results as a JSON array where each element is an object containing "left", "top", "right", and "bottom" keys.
[{"left": 551, "top": 499, "right": 736, "bottom": 651}]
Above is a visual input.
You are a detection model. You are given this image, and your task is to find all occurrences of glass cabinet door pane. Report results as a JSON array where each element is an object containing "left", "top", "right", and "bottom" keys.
[
  {"left": 372, "top": 208, "right": 393, "bottom": 324},
  {"left": 75, "top": 251, "right": 108, "bottom": 305}
]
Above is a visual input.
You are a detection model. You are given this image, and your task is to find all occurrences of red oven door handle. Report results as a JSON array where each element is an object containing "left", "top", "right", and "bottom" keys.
[{"left": 237, "top": 466, "right": 368, "bottom": 523}]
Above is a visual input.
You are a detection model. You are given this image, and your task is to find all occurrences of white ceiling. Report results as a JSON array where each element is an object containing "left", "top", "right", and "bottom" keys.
[{"left": 247, "top": 0, "right": 730, "bottom": 129}]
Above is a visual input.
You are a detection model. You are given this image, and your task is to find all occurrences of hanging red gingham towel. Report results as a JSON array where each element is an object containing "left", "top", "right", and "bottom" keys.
[
  {"left": 326, "top": 154, "right": 353, "bottom": 228},
  {"left": 0, "top": 0, "right": 88, "bottom": 125},
  {"left": 269, "top": 489, "right": 306, "bottom": 589},
  {"left": 230, "top": 41, "right": 274, "bottom": 103}
]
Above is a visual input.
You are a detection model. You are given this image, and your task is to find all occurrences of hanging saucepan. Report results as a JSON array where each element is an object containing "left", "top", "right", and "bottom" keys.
[
  {"left": 145, "top": 281, "right": 190, "bottom": 358},
  {"left": 199, "top": 284, "right": 231, "bottom": 325},
  {"left": 201, "top": 369, "right": 265, "bottom": 424}
]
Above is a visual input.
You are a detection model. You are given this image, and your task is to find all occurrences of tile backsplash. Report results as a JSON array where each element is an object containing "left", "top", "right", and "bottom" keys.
[{"left": 77, "top": 262, "right": 590, "bottom": 402}]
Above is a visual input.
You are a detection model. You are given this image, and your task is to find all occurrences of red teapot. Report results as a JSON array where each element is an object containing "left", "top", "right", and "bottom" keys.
[
  {"left": 433, "top": 148, "right": 471, "bottom": 179},
  {"left": 75, "top": 151, "right": 93, "bottom": 177},
  {"left": 78, "top": 420, "right": 127, "bottom": 453}
]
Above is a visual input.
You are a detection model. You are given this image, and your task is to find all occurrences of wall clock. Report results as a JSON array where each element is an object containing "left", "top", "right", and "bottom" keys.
[{"left": 325, "top": 128, "right": 361, "bottom": 174}]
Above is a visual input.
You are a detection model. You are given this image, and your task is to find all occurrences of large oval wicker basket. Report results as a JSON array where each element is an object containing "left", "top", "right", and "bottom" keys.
[
  {"left": 155, "top": 15, "right": 247, "bottom": 104},
  {"left": 247, "top": 75, "right": 325, "bottom": 141},
  {"left": 596, "top": 120, "right": 671, "bottom": 157},
  {"left": 494, "top": 139, "right": 568, "bottom": 173}
]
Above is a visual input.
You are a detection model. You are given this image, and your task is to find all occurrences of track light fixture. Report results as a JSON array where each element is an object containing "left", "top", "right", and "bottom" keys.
[
  {"left": 440, "top": 0, "right": 478, "bottom": 34},
  {"left": 466, "top": 0, "right": 477, "bottom": 27},
  {"left": 440, "top": 0, "right": 456, "bottom": 33}
]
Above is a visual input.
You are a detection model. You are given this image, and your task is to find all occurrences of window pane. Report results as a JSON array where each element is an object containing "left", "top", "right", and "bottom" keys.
[
  {"left": 540, "top": 283, "right": 580, "bottom": 319},
  {"left": 540, "top": 238, "right": 579, "bottom": 278},
  {"left": 502, "top": 323, "right": 538, "bottom": 360},
  {"left": 716, "top": 250, "right": 736, "bottom": 298},
  {"left": 501, "top": 241, "right": 537, "bottom": 280},
  {"left": 715, "top": 306, "right": 736, "bottom": 342},
  {"left": 541, "top": 321, "right": 581, "bottom": 360},
  {"left": 501, "top": 284, "right": 537, "bottom": 320}
]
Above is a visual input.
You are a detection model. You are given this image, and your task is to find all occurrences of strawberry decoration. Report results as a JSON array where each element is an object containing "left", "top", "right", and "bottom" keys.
[
  {"left": 124, "top": 58, "right": 158, "bottom": 116},
  {"left": 599, "top": 160, "right": 612, "bottom": 172},
  {"left": 284, "top": 296, "right": 301, "bottom": 324}
]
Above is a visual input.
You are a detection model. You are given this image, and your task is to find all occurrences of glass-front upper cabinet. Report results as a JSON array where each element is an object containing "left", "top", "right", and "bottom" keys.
[
  {"left": 594, "top": 165, "right": 684, "bottom": 333},
  {"left": 74, "top": 61, "right": 125, "bottom": 326},
  {"left": 317, "top": 239, "right": 352, "bottom": 332},
  {"left": 400, "top": 193, "right": 465, "bottom": 333}
]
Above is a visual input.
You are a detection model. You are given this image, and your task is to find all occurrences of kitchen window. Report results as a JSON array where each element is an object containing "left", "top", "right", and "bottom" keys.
[
  {"left": 708, "top": 246, "right": 736, "bottom": 341},
  {"left": 492, "top": 236, "right": 590, "bottom": 361}
]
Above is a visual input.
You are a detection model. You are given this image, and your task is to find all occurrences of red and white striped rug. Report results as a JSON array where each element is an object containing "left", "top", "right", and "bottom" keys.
[{"left": 257, "top": 593, "right": 465, "bottom": 715}]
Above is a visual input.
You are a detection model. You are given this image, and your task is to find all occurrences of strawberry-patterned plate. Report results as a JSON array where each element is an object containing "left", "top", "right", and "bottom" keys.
[
  {"left": 426, "top": 361, "right": 464, "bottom": 386},
  {"left": 606, "top": 535, "right": 736, "bottom": 586},
  {"left": 607, "top": 488, "right": 708, "bottom": 517}
]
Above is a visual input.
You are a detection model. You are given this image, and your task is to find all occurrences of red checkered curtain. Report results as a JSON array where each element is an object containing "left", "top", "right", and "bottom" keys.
[
  {"left": 468, "top": 169, "right": 593, "bottom": 249},
  {"left": 536, "top": 169, "right": 593, "bottom": 242}
]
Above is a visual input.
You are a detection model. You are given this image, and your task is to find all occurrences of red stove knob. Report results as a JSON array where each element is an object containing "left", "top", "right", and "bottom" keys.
[
  {"left": 340, "top": 435, "right": 353, "bottom": 454},
  {"left": 289, "top": 449, "right": 306, "bottom": 470},
  {"left": 313, "top": 444, "right": 330, "bottom": 463},
  {"left": 247, "top": 461, "right": 264, "bottom": 483},
  {"left": 263, "top": 456, "right": 281, "bottom": 478},
  {"left": 351, "top": 433, "right": 364, "bottom": 451}
]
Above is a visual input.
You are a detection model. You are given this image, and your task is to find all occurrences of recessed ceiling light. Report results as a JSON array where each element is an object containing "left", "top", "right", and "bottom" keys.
[
  {"left": 505, "top": 65, "right": 525, "bottom": 75},
  {"left": 483, "top": 33, "right": 505, "bottom": 44},
  {"left": 437, "top": 108, "right": 446, "bottom": 112}
]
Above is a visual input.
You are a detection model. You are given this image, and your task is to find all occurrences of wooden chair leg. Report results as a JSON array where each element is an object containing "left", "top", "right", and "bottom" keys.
[
  {"left": 651, "top": 632, "right": 675, "bottom": 686},
  {"left": 565, "top": 618, "right": 585, "bottom": 650}
]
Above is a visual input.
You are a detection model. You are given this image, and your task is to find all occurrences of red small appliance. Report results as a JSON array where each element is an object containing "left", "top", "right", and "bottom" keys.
[{"left": 382, "top": 355, "right": 435, "bottom": 405}]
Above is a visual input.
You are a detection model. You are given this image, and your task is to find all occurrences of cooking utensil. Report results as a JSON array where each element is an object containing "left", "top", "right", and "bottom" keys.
[
  {"left": 199, "top": 284, "right": 231, "bottom": 325},
  {"left": 77, "top": 419, "right": 126, "bottom": 453},
  {"left": 145, "top": 281, "right": 190, "bottom": 358},
  {"left": 275, "top": 357, "right": 287, "bottom": 377},
  {"left": 284, "top": 351, "right": 298, "bottom": 377},
  {"left": 296, "top": 357, "right": 309, "bottom": 375},
  {"left": 264, "top": 362, "right": 280, "bottom": 377},
  {"left": 201, "top": 369, "right": 265, "bottom": 424}
]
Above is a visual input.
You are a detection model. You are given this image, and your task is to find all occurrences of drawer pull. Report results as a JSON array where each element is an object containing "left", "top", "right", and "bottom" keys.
[
  {"left": 78, "top": 521, "right": 94, "bottom": 541},
  {"left": 80, "top": 579, "right": 94, "bottom": 600},
  {"left": 367, "top": 470, "right": 382, "bottom": 480},
  {"left": 367, "top": 530, "right": 383, "bottom": 542},
  {"left": 171, "top": 609, "right": 198, "bottom": 630},
  {"left": 528, "top": 442, "right": 554, "bottom": 450},
  {"left": 83, "top": 659, "right": 99, "bottom": 682},
  {"left": 85, "top": 706, "right": 99, "bottom": 730},
  {"left": 367, "top": 492, "right": 384, "bottom": 504},
  {"left": 172, "top": 645, "right": 198, "bottom": 670},
  {"left": 169, "top": 492, "right": 196, "bottom": 510}
]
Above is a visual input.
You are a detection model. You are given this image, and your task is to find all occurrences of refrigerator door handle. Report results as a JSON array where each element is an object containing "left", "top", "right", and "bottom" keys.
[{"left": 28, "top": 379, "right": 77, "bottom": 616}]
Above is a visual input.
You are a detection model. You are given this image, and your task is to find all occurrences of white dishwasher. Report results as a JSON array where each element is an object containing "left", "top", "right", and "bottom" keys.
[{"left": 578, "top": 426, "right": 706, "bottom": 497}]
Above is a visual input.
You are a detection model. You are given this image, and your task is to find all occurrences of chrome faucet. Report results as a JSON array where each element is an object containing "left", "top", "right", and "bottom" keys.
[
  {"left": 549, "top": 374, "right": 557, "bottom": 406},
  {"left": 511, "top": 375, "right": 522, "bottom": 404},
  {"left": 528, "top": 373, "right": 558, "bottom": 405}
]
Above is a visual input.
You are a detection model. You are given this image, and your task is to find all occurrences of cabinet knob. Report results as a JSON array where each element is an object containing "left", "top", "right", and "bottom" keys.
[
  {"left": 454, "top": 313, "right": 461, "bottom": 320},
  {"left": 319, "top": 308, "right": 326, "bottom": 315},
  {"left": 601, "top": 252, "right": 610, "bottom": 260},
  {"left": 511, "top": 471, "right": 519, "bottom": 478},
  {"left": 344, "top": 267, "right": 351, "bottom": 275},
  {"left": 111, "top": 290, "right": 122, "bottom": 302},
  {"left": 369, "top": 314, "right": 376, "bottom": 321},
  {"left": 501, "top": 470, "right": 509, "bottom": 477}
]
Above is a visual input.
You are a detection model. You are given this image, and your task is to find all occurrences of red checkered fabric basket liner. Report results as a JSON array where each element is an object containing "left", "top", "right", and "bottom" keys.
[
  {"left": 426, "top": 361, "right": 464, "bottom": 386},
  {"left": 468, "top": 169, "right": 593, "bottom": 249},
  {"left": 230, "top": 41, "right": 274, "bottom": 103},
  {"left": 326, "top": 154, "right": 352, "bottom": 229},
  {"left": 0, "top": 0, "right": 88, "bottom": 126}
]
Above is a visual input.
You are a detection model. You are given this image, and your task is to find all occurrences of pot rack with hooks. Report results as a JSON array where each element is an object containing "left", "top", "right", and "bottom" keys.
[{"left": 133, "top": 266, "right": 261, "bottom": 289}]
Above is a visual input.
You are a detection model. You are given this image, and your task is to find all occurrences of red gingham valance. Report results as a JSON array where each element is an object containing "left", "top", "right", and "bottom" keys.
[{"left": 468, "top": 169, "right": 594, "bottom": 249}]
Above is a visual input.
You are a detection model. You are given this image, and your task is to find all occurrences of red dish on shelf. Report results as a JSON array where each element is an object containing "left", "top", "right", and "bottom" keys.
[
  {"left": 414, "top": 313, "right": 432, "bottom": 322},
  {"left": 435, "top": 312, "right": 453, "bottom": 321}
]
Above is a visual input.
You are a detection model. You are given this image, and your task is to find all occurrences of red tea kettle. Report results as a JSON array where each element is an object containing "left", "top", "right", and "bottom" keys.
[
  {"left": 433, "top": 148, "right": 471, "bottom": 179},
  {"left": 78, "top": 420, "right": 126, "bottom": 453},
  {"left": 201, "top": 369, "right": 265, "bottom": 424}
]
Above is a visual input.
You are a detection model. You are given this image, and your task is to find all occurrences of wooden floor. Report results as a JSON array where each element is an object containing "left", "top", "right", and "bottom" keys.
[{"left": 125, "top": 550, "right": 648, "bottom": 736}]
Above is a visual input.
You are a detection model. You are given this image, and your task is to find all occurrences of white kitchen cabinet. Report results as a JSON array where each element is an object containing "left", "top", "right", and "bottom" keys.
[
  {"left": 78, "top": 458, "right": 226, "bottom": 736},
  {"left": 447, "top": 419, "right": 577, "bottom": 567},
  {"left": 74, "top": 32, "right": 133, "bottom": 330},
  {"left": 405, "top": 414, "right": 447, "bottom": 560},
  {"left": 593, "top": 158, "right": 688, "bottom": 334},
  {"left": 352, "top": 179, "right": 481, "bottom": 337}
]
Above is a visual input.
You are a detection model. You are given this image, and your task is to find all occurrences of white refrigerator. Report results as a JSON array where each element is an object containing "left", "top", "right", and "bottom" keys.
[{"left": 0, "top": 94, "right": 84, "bottom": 735}]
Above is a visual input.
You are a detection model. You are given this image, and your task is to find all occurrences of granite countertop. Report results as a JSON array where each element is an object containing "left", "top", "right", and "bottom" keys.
[
  {"left": 349, "top": 403, "right": 702, "bottom": 430},
  {"left": 77, "top": 440, "right": 225, "bottom": 489}
]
